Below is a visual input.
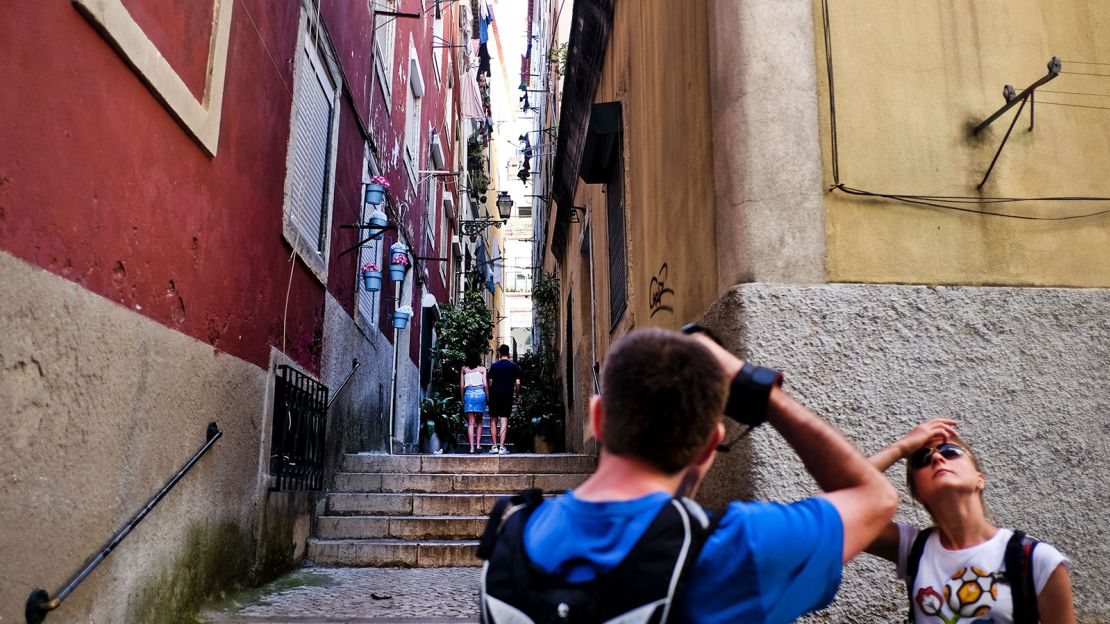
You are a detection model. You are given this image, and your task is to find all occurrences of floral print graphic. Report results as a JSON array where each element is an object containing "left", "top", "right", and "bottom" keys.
[{"left": 915, "top": 566, "right": 999, "bottom": 623}]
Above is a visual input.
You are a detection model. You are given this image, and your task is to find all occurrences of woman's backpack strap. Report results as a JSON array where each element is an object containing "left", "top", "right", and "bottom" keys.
[
  {"left": 1004, "top": 530, "right": 1040, "bottom": 624},
  {"left": 905, "top": 526, "right": 934, "bottom": 623}
]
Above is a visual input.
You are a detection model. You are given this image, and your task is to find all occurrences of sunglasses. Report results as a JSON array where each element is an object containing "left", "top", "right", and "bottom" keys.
[{"left": 909, "top": 443, "right": 966, "bottom": 470}]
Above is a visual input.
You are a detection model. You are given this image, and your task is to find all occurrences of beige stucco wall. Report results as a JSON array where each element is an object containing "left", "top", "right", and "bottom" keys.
[
  {"left": 699, "top": 283, "right": 1110, "bottom": 623},
  {"left": 553, "top": 0, "right": 721, "bottom": 450},
  {"left": 814, "top": 0, "right": 1110, "bottom": 286},
  {"left": 0, "top": 251, "right": 307, "bottom": 622},
  {"left": 706, "top": 0, "right": 828, "bottom": 286}
]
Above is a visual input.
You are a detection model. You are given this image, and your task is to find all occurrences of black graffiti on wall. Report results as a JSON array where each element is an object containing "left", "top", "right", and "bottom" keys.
[{"left": 649, "top": 263, "right": 675, "bottom": 317}]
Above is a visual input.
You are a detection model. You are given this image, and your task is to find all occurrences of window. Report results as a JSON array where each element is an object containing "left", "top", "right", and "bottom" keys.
[
  {"left": 404, "top": 40, "right": 425, "bottom": 188},
  {"left": 607, "top": 143, "right": 627, "bottom": 329},
  {"left": 373, "top": 0, "right": 398, "bottom": 101},
  {"left": 282, "top": 10, "right": 341, "bottom": 282},
  {"left": 432, "top": 10, "right": 444, "bottom": 87},
  {"left": 517, "top": 204, "right": 532, "bottom": 219},
  {"left": 565, "top": 294, "right": 574, "bottom": 407},
  {"left": 423, "top": 173, "right": 437, "bottom": 251},
  {"left": 357, "top": 145, "right": 384, "bottom": 330}
]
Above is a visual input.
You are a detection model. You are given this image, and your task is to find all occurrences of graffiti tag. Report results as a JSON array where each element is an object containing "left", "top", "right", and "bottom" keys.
[{"left": 649, "top": 263, "right": 675, "bottom": 318}]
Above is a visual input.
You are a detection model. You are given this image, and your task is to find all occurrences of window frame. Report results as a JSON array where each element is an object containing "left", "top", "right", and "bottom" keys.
[{"left": 280, "top": 5, "right": 343, "bottom": 284}]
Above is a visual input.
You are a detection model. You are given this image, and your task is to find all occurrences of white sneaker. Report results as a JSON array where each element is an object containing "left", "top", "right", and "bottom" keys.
[
  {"left": 498, "top": 446, "right": 510, "bottom": 455},
  {"left": 488, "top": 446, "right": 499, "bottom": 454}
]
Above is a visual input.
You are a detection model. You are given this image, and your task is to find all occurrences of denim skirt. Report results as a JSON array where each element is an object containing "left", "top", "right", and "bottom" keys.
[{"left": 463, "top": 386, "right": 487, "bottom": 413}]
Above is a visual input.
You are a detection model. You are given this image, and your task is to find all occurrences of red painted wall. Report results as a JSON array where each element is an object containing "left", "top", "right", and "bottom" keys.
[{"left": 0, "top": 0, "right": 463, "bottom": 375}]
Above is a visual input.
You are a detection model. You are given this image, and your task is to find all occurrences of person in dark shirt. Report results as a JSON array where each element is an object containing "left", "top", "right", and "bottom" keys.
[{"left": 486, "top": 344, "right": 522, "bottom": 454}]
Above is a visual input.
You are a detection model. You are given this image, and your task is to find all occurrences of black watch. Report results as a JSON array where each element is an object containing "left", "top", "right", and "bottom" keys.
[
  {"left": 681, "top": 322, "right": 783, "bottom": 426},
  {"left": 725, "top": 362, "right": 783, "bottom": 427}
]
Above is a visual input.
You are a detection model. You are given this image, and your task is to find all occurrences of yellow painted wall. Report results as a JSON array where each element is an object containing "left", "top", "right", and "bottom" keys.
[
  {"left": 552, "top": 0, "right": 719, "bottom": 450},
  {"left": 814, "top": 0, "right": 1110, "bottom": 286}
]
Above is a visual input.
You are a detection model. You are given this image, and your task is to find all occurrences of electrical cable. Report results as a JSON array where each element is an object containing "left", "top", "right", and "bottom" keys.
[
  {"left": 1036, "top": 101, "right": 1110, "bottom": 112},
  {"left": 1061, "top": 60, "right": 1110, "bottom": 66},
  {"left": 1039, "top": 89, "right": 1110, "bottom": 98},
  {"left": 821, "top": 0, "right": 839, "bottom": 185},
  {"left": 819, "top": 2, "right": 1110, "bottom": 221}
]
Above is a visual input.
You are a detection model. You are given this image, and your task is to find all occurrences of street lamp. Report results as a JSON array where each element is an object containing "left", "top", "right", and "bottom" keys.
[
  {"left": 496, "top": 191, "right": 514, "bottom": 220},
  {"left": 461, "top": 191, "right": 514, "bottom": 238}
]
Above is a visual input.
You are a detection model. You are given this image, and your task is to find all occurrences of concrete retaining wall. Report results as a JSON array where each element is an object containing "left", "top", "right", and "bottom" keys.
[
  {"left": 0, "top": 251, "right": 315, "bottom": 622},
  {"left": 698, "top": 283, "right": 1110, "bottom": 622}
]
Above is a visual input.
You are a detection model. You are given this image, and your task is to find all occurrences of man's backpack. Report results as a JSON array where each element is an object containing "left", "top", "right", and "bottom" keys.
[
  {"left": 905, "top": 527, "right": 1040, "bottom": 623},
  {"left": 476, "top": 488, "right": 719, "bottom": 623}
]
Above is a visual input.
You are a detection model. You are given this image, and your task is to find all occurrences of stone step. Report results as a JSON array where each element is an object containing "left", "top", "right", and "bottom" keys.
[
  {"left": 332, "top": 471, "right": 588, "bottom": 494},
  {"left": 327, "top": 492, "right": 561, "bottom": 516},
  {"left": 307, "top": 538, "right": 480, "bottom": 567},
  {"left": 317, "top": 515, "right": 488, "bottom": 540},
  {"left": 341, "top": 453, "right": 595, "bottom": 475},
  {"left": 328, "top": 492, "right": 503, "bottom": 516}
]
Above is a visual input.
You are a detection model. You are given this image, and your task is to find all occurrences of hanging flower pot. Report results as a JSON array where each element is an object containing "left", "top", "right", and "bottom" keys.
[
  {"left": 360, "top": 262, "right": 382, "bottom": 292},
  {"left": 366, "top": 208, "right": 389, "bottom": 240},
  {"left": 364, "top": 175, "right": 390, "bottom": 206},
  {"left": 389, "top": 242, "right": 410, "bottom": 281},
  {"left": 393, "top": 305, "right": 413, "bottom": 329}
]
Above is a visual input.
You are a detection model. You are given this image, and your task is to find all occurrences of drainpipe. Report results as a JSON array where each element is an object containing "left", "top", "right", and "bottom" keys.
[{"left": 388, "top": 276, "right": 402, "bottom": 454}]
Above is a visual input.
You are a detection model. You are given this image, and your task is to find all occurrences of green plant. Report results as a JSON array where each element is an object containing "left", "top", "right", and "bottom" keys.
[
  {"left": 548, "top": 42, "right": 569, "bottom": 78},
  {"left": 420, "top": 394, "right": 464, "bottom": 444},
  {"left": 421, "top": 292, "right": 495, "bottom": 449},
  {"left": 511, "top": 349, "right": 565, "bottom": 452},
  {"left": 510, "top": 272, "right": 566, "bottom": 451}
]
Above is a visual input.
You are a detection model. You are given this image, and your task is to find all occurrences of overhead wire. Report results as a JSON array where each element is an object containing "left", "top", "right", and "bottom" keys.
[{"left": 819, "top": 0, "right": 1110, "bottom": 221}]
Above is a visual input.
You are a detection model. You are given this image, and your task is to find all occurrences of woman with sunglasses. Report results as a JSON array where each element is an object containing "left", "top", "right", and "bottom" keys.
[{"left": 865, "top": 419, "right": 1075, "bottom": 623}]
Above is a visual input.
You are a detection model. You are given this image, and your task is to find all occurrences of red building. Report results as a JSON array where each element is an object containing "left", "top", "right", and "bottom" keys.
[{"left": 0, "top": 0, "right": 469, "bottom": 620}]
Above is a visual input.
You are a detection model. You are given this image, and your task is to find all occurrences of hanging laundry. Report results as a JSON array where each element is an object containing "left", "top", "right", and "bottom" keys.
[
  {"left": 478, "top": 0, "right": 493, "bottom": 44},
  {"left": 478, "top": 42, "right": 491, "bottom": 78}
]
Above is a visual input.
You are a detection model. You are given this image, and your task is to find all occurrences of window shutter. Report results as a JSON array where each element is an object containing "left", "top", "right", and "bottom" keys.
[
  {"left": 607, "top": 147, "right": 626, "bottom": 328},
  {"left": 289, "top": 47, "right": 335, "bottom": 252}
]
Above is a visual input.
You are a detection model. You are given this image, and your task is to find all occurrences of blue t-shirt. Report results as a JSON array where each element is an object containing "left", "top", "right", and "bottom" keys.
[{"left": 524, "top": 491, "right": 844, "bottom": 623}]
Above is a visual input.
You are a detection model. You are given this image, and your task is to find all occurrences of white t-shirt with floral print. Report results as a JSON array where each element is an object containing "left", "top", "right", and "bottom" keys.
[{"left": 896, "top": 523, "right": 1068, "bottom": 623}]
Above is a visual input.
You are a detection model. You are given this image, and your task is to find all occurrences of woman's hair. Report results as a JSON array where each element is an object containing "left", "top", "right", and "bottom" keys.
[
  {"left": 465, "top": 349, "right": 480, "bottom": 369},
  {"left": 905, "top": 435, "right": 987, "bottom": 516}
]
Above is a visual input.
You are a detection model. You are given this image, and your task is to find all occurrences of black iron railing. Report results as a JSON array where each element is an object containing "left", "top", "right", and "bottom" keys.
[
  {"left": 270, "top": 365, "right": 330, "bottom": 491},
  {"left": 25, "top": 422, "right": 222, "bottom": 624}
]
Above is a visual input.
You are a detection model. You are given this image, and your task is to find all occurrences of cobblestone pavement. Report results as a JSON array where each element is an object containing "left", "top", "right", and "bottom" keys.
[{"left": 201, "top": 567, "right": 481, "bottom": 623}]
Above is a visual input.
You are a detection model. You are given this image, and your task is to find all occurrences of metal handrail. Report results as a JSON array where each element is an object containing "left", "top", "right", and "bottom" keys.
[
  {"left": 326, "top": 358, "right": 361, "bottom": 410},
  {"left": 25, "top": 422, "right": 223, "bottom": 624}
]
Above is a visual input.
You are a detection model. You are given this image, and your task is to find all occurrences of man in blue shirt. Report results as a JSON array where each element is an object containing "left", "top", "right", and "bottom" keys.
[
  {"left": 487, "top": 344, "right": 522, "bottom": 454},
  {"left": 492, "top": 328, "right": 897, "bottom": 622}
]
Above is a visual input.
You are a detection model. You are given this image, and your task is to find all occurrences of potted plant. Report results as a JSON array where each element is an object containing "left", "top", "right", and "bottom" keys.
[
  {"left": 531, "top": 412, "right": 564, "bottom": 454},
  {"left": 389, "top": 242, "right": 410, "bottom": 281},
  {"left": 360, "top": 262, "right": 382, "bottom": 292},
  {"left": 366, "top": 207, "right": 389, "bottom": 240},
  {"left": 393, "top": 305, "right": 413, "bottom": 329},
  {"left": 420, "top": 394, "right": 463, "bottom": 453},
  {"left": 365, "top": 175, "right": 390, "bottom": 206}
]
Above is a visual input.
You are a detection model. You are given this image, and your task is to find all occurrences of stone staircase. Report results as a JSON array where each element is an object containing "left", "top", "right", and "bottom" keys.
[{"left": 307, "top": 453, "right": 595, "bottom": 567}]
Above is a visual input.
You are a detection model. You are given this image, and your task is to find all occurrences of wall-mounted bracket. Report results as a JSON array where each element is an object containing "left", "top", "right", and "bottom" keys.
[{"left": 974, "top": 57, "right": 1061, "bottom": 188}]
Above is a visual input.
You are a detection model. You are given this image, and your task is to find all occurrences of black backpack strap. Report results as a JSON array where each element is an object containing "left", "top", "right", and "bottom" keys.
[
  {"left": 1004, "top": 530, "right": 1040, "bottom": 624},
  {"left": 905, "top": 526, "right": 934, "bottom": 623},
  {"left": 668, "top": 501, "right": 723, "bottom": 617},
  {"left": 477, "top": 488, "right": 544, "bottom": 560}
]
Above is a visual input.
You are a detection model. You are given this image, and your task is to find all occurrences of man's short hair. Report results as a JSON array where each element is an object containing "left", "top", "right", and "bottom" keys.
[
  {"left": 498, "top": 344, "right": 511, "bottom": 357},
  {"left": 600, "top": 328, "right": 727, "bottom": 474}
]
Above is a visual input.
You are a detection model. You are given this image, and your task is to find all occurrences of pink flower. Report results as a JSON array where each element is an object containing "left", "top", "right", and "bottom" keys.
[
  {"left": 391, "top": 252, "right": 410, "bottom": 267},
  {"left": 369, "top": 175, "right": 391, "bottom": 188},
  {"left": 361, "top": 262, "right": 380, "bottom": 273},
  {"left": 916, "top": 587, "right": 943, "bottom": 616}
]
